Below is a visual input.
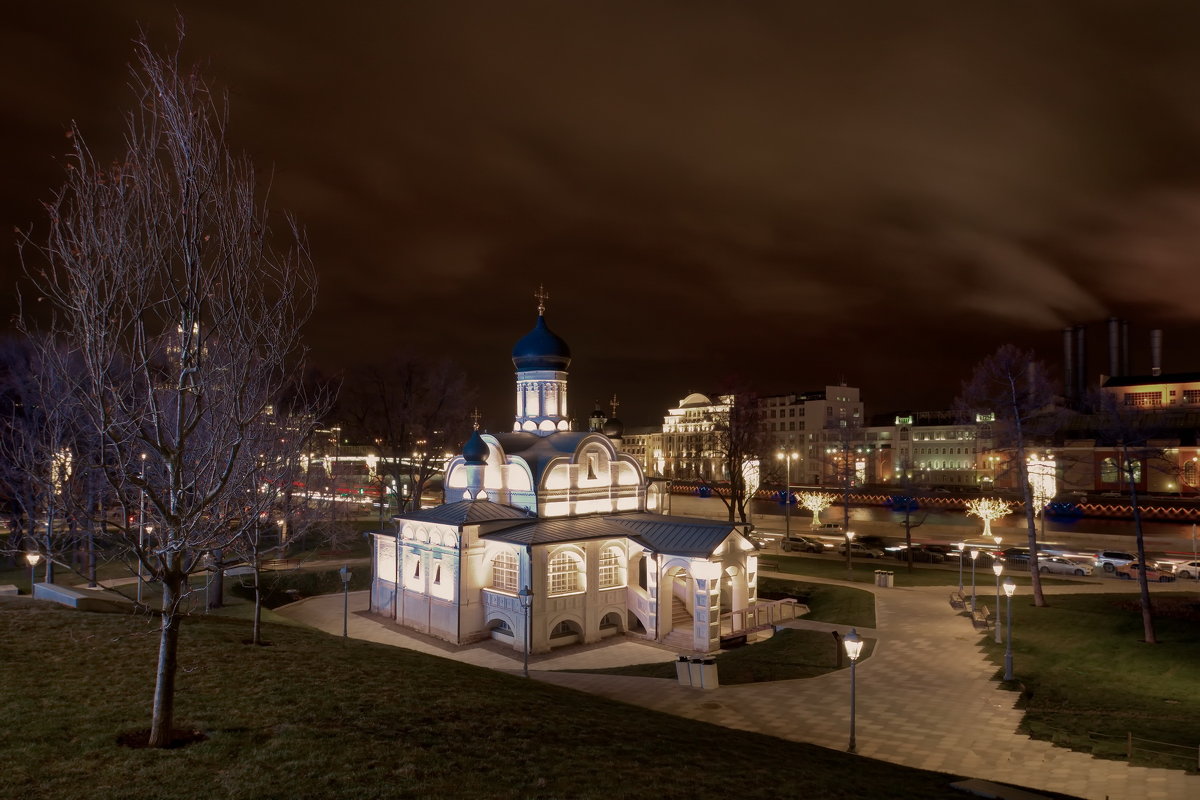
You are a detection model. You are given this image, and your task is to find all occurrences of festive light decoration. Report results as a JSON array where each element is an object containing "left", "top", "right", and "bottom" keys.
[
  {"left": 798, "top": 491, "right": 837, "bottom": 527},
  {"left": 965, "top": 497, "right": 1012, "bottom": 538}
]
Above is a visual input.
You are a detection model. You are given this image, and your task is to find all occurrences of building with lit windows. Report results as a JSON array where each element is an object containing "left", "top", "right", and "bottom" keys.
[{"left": 368, "top": 298, "right": 768, "bottom": 655}]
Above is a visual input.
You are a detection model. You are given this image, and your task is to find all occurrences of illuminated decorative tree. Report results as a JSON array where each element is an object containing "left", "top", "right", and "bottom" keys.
[
  {"left": 965, "top": 497, "right": 1012, "bottom": 538},
  {"left": 798, "top": 491, "right": 836, "bottom": 527}
]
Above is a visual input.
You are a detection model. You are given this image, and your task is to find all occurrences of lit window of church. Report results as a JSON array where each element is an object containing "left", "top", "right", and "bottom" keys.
[
  {"left": 549, "top": 551, "right": 581, "bottom": 594},
  {"left": 491, "top": 550, "right": 518, "bottom": 592}
]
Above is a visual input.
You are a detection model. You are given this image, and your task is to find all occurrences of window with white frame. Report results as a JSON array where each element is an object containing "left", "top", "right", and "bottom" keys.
[
  {"left": 598, "top": 546, "right": 625, "bottom": 589},
  {"left": 491, "top": 550, "right": 518, "bottom": 592},
  {"left": 548, "top": 551, "right": 582, "bottom": 595}
]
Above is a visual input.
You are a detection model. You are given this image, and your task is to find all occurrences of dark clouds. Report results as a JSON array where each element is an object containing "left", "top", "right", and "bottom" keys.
[{"left": 4, "top": 2, "right": 1200, "bottom": 425}]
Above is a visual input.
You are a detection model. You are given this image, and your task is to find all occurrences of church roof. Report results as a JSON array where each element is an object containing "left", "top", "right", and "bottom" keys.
[
  {"left": 511, "top": 314, "right": 571, "bottom": 371},
  {"left": 490, "top": 430, "right": 603, "bottom": 485},
  {"left": 481, "top": 512, "right": 742, "bottom": 558},
  {"left": 394, "top": 500, "right": 533, "bottom": 528}
]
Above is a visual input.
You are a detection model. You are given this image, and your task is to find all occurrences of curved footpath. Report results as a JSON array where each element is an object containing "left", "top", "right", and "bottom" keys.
[{"left": 278, "top": 579, "right": 1198, "bottom": 800}]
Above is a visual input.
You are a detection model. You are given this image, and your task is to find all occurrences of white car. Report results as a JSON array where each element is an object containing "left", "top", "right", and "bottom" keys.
[
  {"left": 1166, "top": 560, "right": 1200, "bottom": 579},
  {"left": 1036, "top": 556, "right": 1094, "bottom": 577}
]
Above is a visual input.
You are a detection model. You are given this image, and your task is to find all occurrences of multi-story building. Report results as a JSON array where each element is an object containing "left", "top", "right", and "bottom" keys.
[{"left": 760, "top": 386, "right": 864, "bottom": 485}]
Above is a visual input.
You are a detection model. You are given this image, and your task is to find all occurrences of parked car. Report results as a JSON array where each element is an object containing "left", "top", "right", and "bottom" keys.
[
  {"left": 780, "top": 534, "right": 828, "bottom": 553},
  {"left": 884, "top": 544, "right": 946, "bottom": 563},
  {"left": 1094, "top": 550, "right": 1136, "bottom": 573},
  {"left": 813, "top": 522, "right": 844, "bottom": 532},
  {"left": 837, "top": 542, "right": 885, "bottom": 559},
  {"left": 1035, "top": 556, "right": 1094, "bottom": 576},
  {"left": 1115, "top": 562, "right": 1175, "bottom": 582},
  {"left": 1166, "top": 560, "right": 1200, "bottom": 579}
]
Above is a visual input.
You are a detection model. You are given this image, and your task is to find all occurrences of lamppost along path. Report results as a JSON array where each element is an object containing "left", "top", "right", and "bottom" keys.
[{"left": 842, "top": 628, "right": 863, "bottom": 753}]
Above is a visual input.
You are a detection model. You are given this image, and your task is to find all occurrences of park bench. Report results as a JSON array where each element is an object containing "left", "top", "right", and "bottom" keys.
[
  {"left": 970, "top": 604, "right": 994, "bottom": 630},
  {"left": 948, "top": 591, "right": 965, "bottom": 610}
]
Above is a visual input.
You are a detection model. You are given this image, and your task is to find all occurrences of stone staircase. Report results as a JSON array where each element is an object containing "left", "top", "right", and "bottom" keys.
[{"left": 660, "top": 597, "right": 694, "bottom": 650}]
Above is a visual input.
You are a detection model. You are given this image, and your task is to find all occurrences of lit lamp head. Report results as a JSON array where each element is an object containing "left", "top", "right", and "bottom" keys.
[
  {"left": 993, "top": 535, "right": 1002, "bottom": 546},
  {"left": 24, "top": 551, "right": 41, "bottom": 567},
  {"left": 1003, "top": 578, "right": 1017, "bottom": 598},
  {"left": 842, "top": 628, "right": 864, "bottom": 662},
  {"left": 955, "top": 541, "right": 965, "bottom": 553},
  {"left": 518, "top": 585, "right": 533, "bottom": 609},
  {"left": 992, "top": 562, "right": 1003, "bottom": 577},
  {"left": 847, "top": 531, "right": 856, "bottom": 542},
  {"left": 339, "top": 565, "right": 352, "bottom": 584},
  {"left": 970, "top": 549, "right": 980, "bottom": 562}
]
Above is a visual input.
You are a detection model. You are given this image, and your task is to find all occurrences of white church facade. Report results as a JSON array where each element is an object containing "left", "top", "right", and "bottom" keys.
[{"left": 368, "top": 296, "right": 777, "bottom": 655}]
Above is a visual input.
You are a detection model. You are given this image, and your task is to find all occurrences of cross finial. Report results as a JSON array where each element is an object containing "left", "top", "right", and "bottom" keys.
[
  {"left": 609, "top": 394, "right": 620, "bottom": 419},
  {"left": 470, "top": 408, "right": 481, "bottom": 431},
  {"left": 534, "top": 284, "right": 549, "bottom": 316}
]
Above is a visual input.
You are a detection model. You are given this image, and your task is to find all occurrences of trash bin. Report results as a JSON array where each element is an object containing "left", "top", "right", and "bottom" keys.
[
  {"left": 675, "top": 656, "right": 692, "bottom": 687},
  {"left": 885, "top": 571, "right": 895, "bottom": 588},
  {"left": 873, "top": 569, "right": 884, "bottom": 587},
  {"left": 699, "top": 657, "right": 719, "bottom": 689},
  {"left": 688, "top": 657, "right": 704, "bottom": 686}
]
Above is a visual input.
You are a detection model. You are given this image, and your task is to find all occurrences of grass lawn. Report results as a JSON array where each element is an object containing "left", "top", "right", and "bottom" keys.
[
  {"left": 0, "top": 596, "right": 973, "bottom": 800},
  {"left": 982, "top": 592, "right": 1200, "bottom": 772},
  {"left": 766, "top": 554, "right": 1084, "bottom": 588},
  {"left": 571, "top": 579, "right": 876, "bottom": 683}
]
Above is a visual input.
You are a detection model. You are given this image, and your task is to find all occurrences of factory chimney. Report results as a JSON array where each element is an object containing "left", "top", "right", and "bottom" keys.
[
  {"left": 1151, "top": 329, "right": 1163, "bottom": 377},
  {"left": 1108, "top": 317, "right": 1120, "bottom": 377},
  {"left": 1075, "top": 323, "right": 1087, "bottom": 401},
  {"left": 1062, "top": 327, "right": 1075, "bottom": 403}
]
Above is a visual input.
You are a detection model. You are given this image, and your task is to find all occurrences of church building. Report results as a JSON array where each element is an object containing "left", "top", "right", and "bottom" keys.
[{"left": 367, "top": 293, "right": 769, "bottom": 655}]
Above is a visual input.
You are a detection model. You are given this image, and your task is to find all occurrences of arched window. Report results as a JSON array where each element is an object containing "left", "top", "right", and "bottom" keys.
[
  {"left": 548, "top": 551, "right": 583, "bottom": 595},
  {"left": 491, "top": 550, "right": 518, "bottom": 592},
  {"left": 1101, "top": 457, "right": 1119, "bottom": 483},
  {"left": 1185, "top": 460, "right": 1197, "bottom": 485},
  {"left": 598, "top": 546, "right": 625, "bottom": 589}
]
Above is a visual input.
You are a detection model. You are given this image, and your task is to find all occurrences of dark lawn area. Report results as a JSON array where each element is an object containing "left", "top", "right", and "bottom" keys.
[
  {"left": 0, "top": 596, "right": 973, "bottom": 800},
  {"left": 982, "top": 591, "right": 1200, "bottom": 772}
]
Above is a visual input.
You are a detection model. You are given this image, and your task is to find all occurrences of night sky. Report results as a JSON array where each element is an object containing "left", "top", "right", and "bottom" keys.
[{"left": 5, "top": 2, "right": 1200, "bottom": 427}]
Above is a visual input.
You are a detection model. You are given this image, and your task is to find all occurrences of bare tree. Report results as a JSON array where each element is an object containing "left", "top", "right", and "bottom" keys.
[
  {"left": 965, "top": 497, "right": 1013, "bottom": 540},
  {"left": 698, "top": 389, "right": 765, "bottom": 524},
  {"left": 957, "top": 345, "right": 1059, "bottom": 607},
  {"left": 18, "top": 33, "right": 317, "bottom": 747},
  {"left": 797, "top": 491, "right": 836, "bottom": 527},
  {"left": 338, "top": 354, "right": 472, "bottom": 515},
  {"left": 1083, "top": 392, "right": 1172, "bottom": 644}
]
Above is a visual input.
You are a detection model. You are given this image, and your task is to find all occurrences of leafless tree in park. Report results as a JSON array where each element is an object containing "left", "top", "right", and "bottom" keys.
[
  {"left": 338, "top": 354, "right": 473, "bottom": 516},
  {"left": 1083, "top": 391, "right": 1172, "bottom": 644},
  {"left": 18, "top": 33, "right": 318, "bottom": 747},
  {"left": 957, "top": 345, "right": 1059, "bottom": 607},
  {"left": 797, "top": 491, "right": 836, "bottom": 527},
  {"left": 698, "top": 388, "right": 766, "bottom": 525}
]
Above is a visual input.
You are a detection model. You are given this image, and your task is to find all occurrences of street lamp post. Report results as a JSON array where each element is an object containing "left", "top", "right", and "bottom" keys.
[
  {"left": 845, "top": 530, "right": 856, "bottom": 573},
  {"left": 1003, "top": 578, "right": 1016, "bottom": 680},
  {"left": 992, "top": 562, "right": 1004, "bottom": 643},
  {"left": 842, "top": 628, "right": 863, "bottom": 753},
  {"left": 955, "top": 542, "right": 965, "bottom": 593},
  {"left": 776, "top": 451, "right": 797, "bottom": 542},
  {"left": 519, "top": 585, "right": 534, "bottom": 678},
  {"left": 969, "top": 548, "right": 980, "bottom": 611},
  {"left": 25, "top": 551, "right": 41, "bottom": 594},
  {"left": 339, "top": 564, "right": 352, "bottom": 639}
]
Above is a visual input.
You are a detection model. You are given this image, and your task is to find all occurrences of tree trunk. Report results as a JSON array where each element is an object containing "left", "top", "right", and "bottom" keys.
[
  {"left": 149, "top": 573, "right": 184, "bottom": 747},
  {"left": 1123, "top": 444, "right": 1157, "bottom": 644},
  {"left": 252, "top": 562, "right": 263, "bottom": 646}
]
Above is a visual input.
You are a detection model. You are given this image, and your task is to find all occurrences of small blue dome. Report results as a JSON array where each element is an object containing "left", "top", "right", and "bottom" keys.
[
  {"left": 462, "top": 430, "right": 489, "bottom": 465},
  {"left": 512, "top": 315, "right": 571, "bottom": 371}
]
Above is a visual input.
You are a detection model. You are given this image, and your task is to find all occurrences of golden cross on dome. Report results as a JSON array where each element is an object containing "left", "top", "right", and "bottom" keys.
[
  {"left": 609, "top": 394, "right": 620, "bottom": 419},
  {"left": 470, "top": 408, "right": 481, "bottom": 431},
  {"left": 534, "top": 284, "right": 549, "bottom": 316}
]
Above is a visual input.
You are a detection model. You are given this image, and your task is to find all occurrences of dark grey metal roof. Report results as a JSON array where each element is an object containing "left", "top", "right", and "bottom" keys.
[
  {"left": 481, "top": 512, "right": 742, "bottom": 558},
  {"left": 394, "top": 500, "right": 533, "bottom": 528},
  {"left": 490, "top": 430, "right": 615, "bottom": 486},
  {"left": 1102, "top": 372, "right": 1200, "bottom": 388}
]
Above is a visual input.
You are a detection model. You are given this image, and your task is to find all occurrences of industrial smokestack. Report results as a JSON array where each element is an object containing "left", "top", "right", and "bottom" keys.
[
  {"left": 1075, "top": 323, "right": 1087, "bottom": 401},
  {"left": 1062, "top": 327, "right": 1075, "bottom": 403},
  {"left": 1120, "top": 319, "right": 1130, "bottom": 376},
  {"left": 1108, "top": 317, "right": 1120, "bottom": 377},
  {"left": 1151, "top": 329, "right": 1163, "bottom": 377}
]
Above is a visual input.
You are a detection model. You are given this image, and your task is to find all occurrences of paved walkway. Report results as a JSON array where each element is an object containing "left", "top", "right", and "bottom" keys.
[{"left": 277, "top": 579, "right": 1199, "bottom": 800}]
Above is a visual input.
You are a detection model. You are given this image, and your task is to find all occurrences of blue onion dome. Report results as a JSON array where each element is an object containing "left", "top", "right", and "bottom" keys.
[
  {"left": 602, "top": 417, "right": 624, "bottom": 438},
  {"left": 462, "top": 429, "right": 489, "bottom": 465},
  {"left": 512, "top": 314, "right": 571, "bottom": 371}
]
